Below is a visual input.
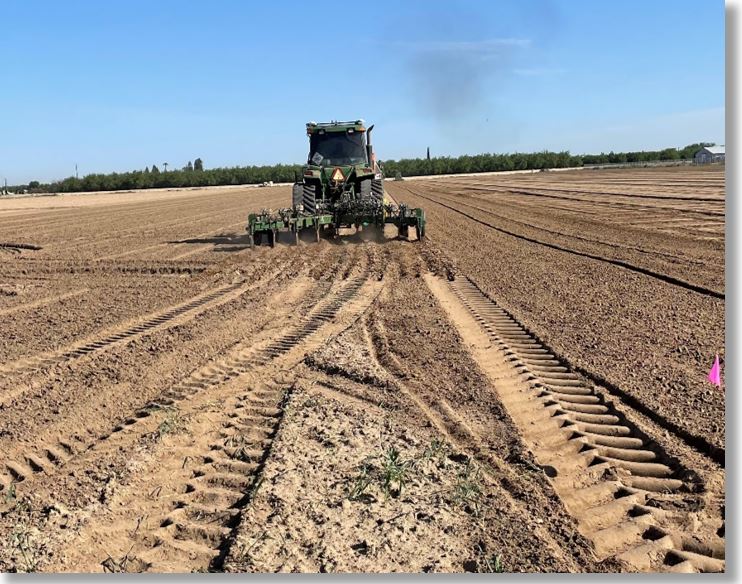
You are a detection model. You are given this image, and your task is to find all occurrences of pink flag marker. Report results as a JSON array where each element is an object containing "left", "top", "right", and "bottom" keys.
[{"left": 707, "top": 354, "right": 721, "bottom": 387}]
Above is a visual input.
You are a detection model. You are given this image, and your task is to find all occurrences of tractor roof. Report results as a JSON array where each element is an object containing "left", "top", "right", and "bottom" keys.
[{"left": 306, "top": 120, "right": 366, "bottom": 134}]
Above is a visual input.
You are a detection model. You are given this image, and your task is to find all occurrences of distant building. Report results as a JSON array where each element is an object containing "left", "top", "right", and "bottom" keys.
[{"left": 694, "top": 145, "right": 725, "bottom": 164}]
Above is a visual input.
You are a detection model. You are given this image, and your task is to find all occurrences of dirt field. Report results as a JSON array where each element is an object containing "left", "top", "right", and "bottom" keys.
[{"left": 0, "top": 166, "right": 724, "bottom": 573}]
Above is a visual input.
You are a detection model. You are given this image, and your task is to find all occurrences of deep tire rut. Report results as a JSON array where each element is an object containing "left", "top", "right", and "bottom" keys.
[
  {"left": 130, "top": 380, "right": 293, "bottom": 573},
  {"left": 429, "top": 274, "right": 724, "bottom": 573}
]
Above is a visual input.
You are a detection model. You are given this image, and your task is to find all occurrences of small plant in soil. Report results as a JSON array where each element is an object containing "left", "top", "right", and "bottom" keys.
[
  {"left": 10, "top": 523, "right": 39, "bottom": 573},
  {"left": 482, "top": 554, "right": 505, "bottom": 573},
  {"left": 380, "top": 446, "right": 411, "bottom": 499},
  {"left": 452, "top": 462, "right": 482, "bottom": 515},
  {"left": 101, "top": 544, "right": 137, "bottom": 573},
  {"left": 237, "top": 530, "right": 268, "bottom": 566},
  {"left": 155, "top": 407, "right": 187, "bottom": 440},
  {"left": 421, "top": 438, "right": 447, "bottom": 464},
  {"left": 4, "top": 482, "right": 17, "bottom": 505},
  {"left": 13, "top": 496, "right": 32, "bottom": 515},
  {"left": 348, "top": 461, "right": 374, "bottom": 501},
  {"left": 346, "top": 446, "right": 416, "bottom": 501}
]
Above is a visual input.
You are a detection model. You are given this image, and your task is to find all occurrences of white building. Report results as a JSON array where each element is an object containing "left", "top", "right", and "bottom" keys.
[{"left": 694, "top": 145, "right": 725, "bottom": 164}]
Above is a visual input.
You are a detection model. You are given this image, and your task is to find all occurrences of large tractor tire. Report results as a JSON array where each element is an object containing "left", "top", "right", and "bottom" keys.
[
  {"left": 292, "top": 183, "right": 304, "bottom": 209},
  {"left": 371, "top": 179, "right": 384, "bottom": 204},
  {"left": 359, "top": 179, "right": 383, "bottom": 206},
  {"left": 302, "top": 183, "right": 318, "bottom": 214},
  {"left": 359, "top": 178, "right": 372, "bottom": 200}
]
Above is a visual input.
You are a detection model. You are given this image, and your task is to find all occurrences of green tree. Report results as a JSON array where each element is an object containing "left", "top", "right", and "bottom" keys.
[
  {"left": 194, "top": 158, "right": 204, "bottom": 171},
  {"left": 151, "top": 164, "right": 160, "bottom": 174}
]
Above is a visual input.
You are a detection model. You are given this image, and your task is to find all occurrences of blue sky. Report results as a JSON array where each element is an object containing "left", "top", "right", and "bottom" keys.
[{"left": 0, "top": 0, "right": 725, "bottom": 184}]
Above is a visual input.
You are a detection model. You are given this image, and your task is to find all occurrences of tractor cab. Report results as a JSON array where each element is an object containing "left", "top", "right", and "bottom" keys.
[{"left": 307, "top": 124, "right": 367, "bottom": 168}]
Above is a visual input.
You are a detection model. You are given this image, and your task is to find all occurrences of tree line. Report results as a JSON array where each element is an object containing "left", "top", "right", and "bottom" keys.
[
  {"left": 380, "top": 143, "right": 713, "bottom": 179},
  {"left": 9, "top": 143, "right": 714, "bottom": 194}
]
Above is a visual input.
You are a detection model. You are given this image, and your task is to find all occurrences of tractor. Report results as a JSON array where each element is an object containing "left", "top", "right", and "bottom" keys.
[{"left": 247, "top": 120, "right": 425, "bottom": 247}]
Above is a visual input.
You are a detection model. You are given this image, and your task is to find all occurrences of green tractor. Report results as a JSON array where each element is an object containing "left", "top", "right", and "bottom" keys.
[{"left": 247, "top": 119, "right": 425, "bottom": 247}]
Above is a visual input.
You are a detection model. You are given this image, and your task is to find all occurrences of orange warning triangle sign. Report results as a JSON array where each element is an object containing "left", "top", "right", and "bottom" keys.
[{"left": 331, "top": 167, "right": 345, "bottom": 182}]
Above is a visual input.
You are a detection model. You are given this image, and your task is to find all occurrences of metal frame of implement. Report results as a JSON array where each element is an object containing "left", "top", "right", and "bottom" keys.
[{"left": 247, "top": 204, "right": 425, "bottom": 248}]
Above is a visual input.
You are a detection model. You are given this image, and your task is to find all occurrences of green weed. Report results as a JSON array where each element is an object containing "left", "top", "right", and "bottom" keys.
[
  {"left": 10, "top": 524, "right": 39, "bottom": 573},
  {"left": 155, "top": 407, "right": 187, "bottom": 440},
  {"left": 348, "top": 461, "right": 374, "bottom": 501},
  {"left": 421, "top": 438, "right": 447, "bottom": 464},
  {"left": 482, "top": 554, "right": 505, "bottom": 573},
  {"left": 452, "top": 462, "right": 483, "bottom": 514},
  {"left": 380, "top": 447, "right": 411, "bottom": 499},
  {"left": 4, "top": 482, "right": 16, "bottom": 505}
]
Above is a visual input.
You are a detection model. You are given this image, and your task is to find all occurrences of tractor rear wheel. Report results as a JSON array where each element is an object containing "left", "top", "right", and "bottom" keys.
[
  {"left": 359, "top": 178, "right": 372, "bottom": 200},
  {"left": 371, "top": 179, "right": 384, "bottom": 204},
  {"left": 302, "top": 184, "right": 318, "bottom": 214}
]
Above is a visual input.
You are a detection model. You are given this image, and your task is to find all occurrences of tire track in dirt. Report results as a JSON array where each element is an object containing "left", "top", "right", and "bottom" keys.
[
  {"left": 0, "top": 246, "right": 347, "bottom": 505},
  {"left": 0, "top": 265, "right": 293, "bottom": 405},
  {"left": 0, "top": 242, "right": 42, "bottom": 255},
  {"left": 501, "top": 188, "right": 725, "bottom": 218},
  {"left": 427, "top": 274, "right": 724, "bottom": 573},
  {"left": 400, "top": 184, "right": 724, "bottom": 299},
  {"left": 363, "top": 305, "right": 591, "bottom": 570},
  {"left": 0, "top": 289, "right": 90, "bottom": 317},
  {"left": 43, "top": 256, "right": 384, "bottom": 573},
  {"left": 0, "top": 260, "right": 207, "bottom": 278}
]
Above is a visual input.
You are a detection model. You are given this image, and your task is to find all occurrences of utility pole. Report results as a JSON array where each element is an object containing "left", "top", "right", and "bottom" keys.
[{"left": 75, "top": 163, "right": 78, "bottom": 179}]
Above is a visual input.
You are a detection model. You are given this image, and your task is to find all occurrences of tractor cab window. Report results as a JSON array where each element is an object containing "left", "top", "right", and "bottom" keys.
[{"left": 309, "top": 131, "right": 366, "bottom": 166}]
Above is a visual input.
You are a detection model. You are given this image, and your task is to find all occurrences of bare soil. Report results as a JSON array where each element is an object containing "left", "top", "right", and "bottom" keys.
[{"left": 0, "top": 167, "right": 724, "bottom": 573}]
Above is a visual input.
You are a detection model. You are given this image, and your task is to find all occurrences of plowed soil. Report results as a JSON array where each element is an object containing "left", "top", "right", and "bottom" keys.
[{"left": 0, "top": 167, "right": 724, "bottom": 573}]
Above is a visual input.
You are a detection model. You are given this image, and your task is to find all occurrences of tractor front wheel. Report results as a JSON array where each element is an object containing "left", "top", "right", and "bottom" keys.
[
  {"left": 303, "top": 183, "right": 319, "bottom": 214},
  {"left": 292, "top": 183, "right": 304, "bottom": 209}
]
